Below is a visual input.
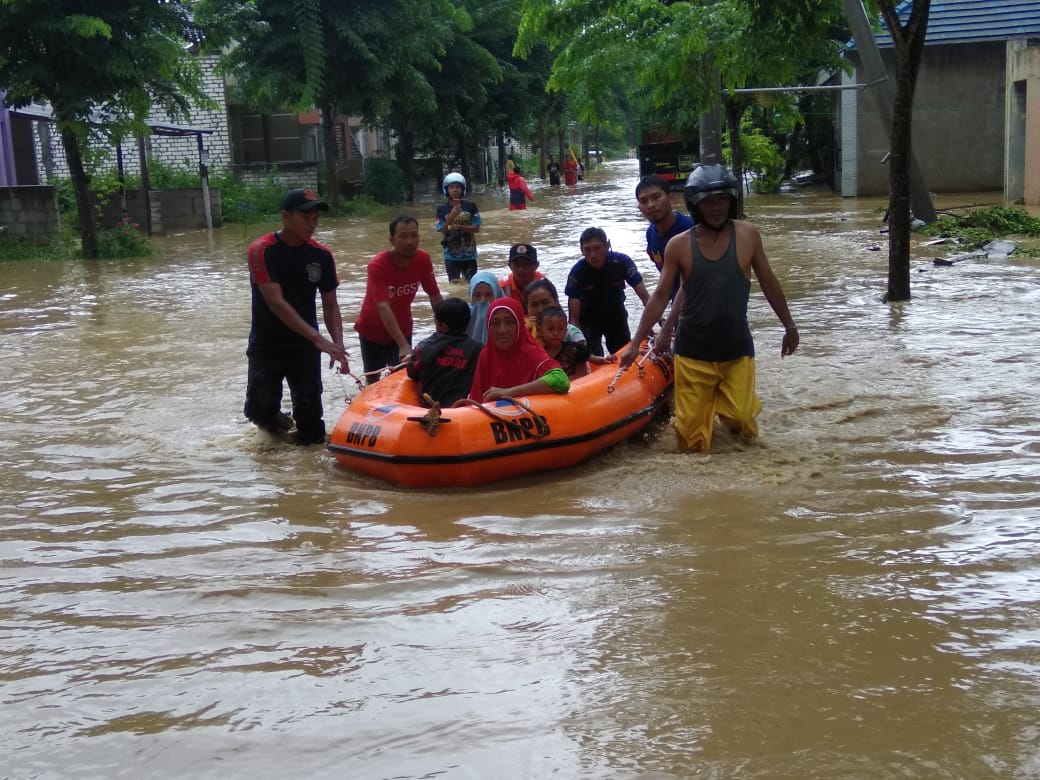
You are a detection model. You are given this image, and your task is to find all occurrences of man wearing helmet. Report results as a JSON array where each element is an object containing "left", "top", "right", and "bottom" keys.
[
  {"left": 435, "top": 172, "right": 482, "bottom": 282},
  {"left": 620, "top": 164, "right": 799, "bottom": 451}
]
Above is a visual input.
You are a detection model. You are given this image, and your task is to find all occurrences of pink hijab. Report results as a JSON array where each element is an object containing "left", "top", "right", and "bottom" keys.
[{"left": 468, "top": 297, "right": 560, "bottom": 401}]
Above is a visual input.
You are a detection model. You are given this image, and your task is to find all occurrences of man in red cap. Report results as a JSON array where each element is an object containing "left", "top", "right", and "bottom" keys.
[{"left": 244, "top": 188, "right": 349, "bottom": 445}]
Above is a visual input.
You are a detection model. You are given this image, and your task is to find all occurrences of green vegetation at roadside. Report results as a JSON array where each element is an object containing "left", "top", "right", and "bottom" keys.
[
  {"left": 0, "top": 233, "right": 79, "bottom": 262},
  {"left": 81, "top": 159, "right": 396, "bottom": 225},
  {"left": 920, "top": 206, "right": 1040, "bottom": 254}
]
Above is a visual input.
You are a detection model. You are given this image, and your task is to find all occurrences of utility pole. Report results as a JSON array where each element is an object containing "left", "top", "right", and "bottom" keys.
[{"left": 699, "top": 68, "right": 723, "bottom": 164}]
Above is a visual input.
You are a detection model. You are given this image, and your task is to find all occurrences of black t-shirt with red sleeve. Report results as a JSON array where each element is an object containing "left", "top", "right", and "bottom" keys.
[{"left": 247, "top": 231, "right": 339, "bottom": 355}]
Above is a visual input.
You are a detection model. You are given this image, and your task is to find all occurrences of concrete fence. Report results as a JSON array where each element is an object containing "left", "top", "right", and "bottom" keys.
[
  {"left": 98, "top": 188, "right": 223, "bottom": 234},
  {"left": 0, "top": 185, "right": 60, "bottom": 240}
]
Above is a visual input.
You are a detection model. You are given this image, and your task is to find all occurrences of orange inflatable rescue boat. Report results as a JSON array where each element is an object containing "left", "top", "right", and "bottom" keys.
[{"left": 327, "top": 340, "right": 672, "bottom": 488}]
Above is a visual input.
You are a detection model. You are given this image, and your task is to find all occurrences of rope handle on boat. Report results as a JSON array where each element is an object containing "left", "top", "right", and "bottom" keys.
[
  {"left": 337, "top": 371, "right": 366, "bottom": 402},
  {"left": 606, "top": 342, "right": 653, "bottom": 393},
  {"left": 453, "top": 397, "right": 550, "bottom": 438},
  {"left": 337, "top": 359, "right": 411, "bottom": 403},
  {"left": 361, "top": 359, "right": 409, "bottom": 379}
]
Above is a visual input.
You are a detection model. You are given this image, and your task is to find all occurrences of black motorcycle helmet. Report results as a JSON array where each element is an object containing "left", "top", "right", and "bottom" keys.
[{"left": 684, "top": 164, "right": 739, "bottom": 223}]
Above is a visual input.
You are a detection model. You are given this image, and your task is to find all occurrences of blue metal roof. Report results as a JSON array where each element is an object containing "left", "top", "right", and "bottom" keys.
[{"left": 875, "top": 0, "right": 1040, "bottom": 47}]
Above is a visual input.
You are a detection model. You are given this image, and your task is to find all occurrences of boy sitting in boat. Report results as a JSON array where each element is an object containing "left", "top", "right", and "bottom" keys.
[
  {"left": 407, "top": 298, "right": 482, "bottom": 408},
  {"left": 537, "top": 306, "right": 590, "bottom": 378}
]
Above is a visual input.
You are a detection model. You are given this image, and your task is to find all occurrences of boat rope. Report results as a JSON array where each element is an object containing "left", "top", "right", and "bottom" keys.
[
  {"left": 337, "top": 371, "right": 366, "bottom": 402},
  {"left": 606, "top": 346, "right": 652, "bottom": 393},
  {"left": 455, "top": 397, "right": 550, "bottom": 438},
  {"left": 361, "top": 359, "right": 409, "bottom": 380},
  {"left": 418, "top": 394, "right": 442, "bottom": 437},
  {"left": 338, "top": 360, "right": 411, "bottom": 402}
]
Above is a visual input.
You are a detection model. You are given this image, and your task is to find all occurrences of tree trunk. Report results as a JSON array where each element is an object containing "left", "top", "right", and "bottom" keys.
[
  {"left": 879, "top": 0, "right": 931, "bottom": 302},
  {"left": 723, "top": 96, "right": 746, "bottom": 217},
  {"left": 538, "top": 115, "right": 547, "bottom": 180},
  {"left": 397, "top": 126, "right": 415, "bottom": 203},
  {"left": 320, "top": 103, "right": 340, "bottom": 205},
  {"left": 457, "top": 141, "right": 471, "bottom": 186},
  {"left": 496, "top": 131, "right": 506, "bottom": 187},
  {"left": 886, "top": 58, "right": 914, "bottom": 302},
  {"left": 59, "top": 125, "right": 97, "bottom": 259}
]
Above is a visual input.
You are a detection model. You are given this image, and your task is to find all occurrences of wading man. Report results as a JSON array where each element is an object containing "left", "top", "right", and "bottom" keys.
[
  {"left": 244, "top": 188, "right": 349, "bottom": 445},
  {"left": 621, "top": 165, "right": 799, "bottom": 451}
]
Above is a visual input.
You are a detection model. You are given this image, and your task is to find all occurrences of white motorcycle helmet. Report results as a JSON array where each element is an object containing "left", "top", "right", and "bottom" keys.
[{"left": 442, "top": 172, "right": 467, "bottom": 196}]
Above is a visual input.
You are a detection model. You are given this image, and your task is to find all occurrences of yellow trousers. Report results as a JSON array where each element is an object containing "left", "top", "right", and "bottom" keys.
[{"left": 673, "top": 355, "right": 761, "bottom": 451}]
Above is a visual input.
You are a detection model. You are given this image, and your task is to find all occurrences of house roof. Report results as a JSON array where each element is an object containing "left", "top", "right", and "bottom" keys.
[
  {"left": 8, "top": 102, "right": 213, "bottom": 137},
  {"left": 876, "top": 0, "right": 1040, "bottom": 47}
]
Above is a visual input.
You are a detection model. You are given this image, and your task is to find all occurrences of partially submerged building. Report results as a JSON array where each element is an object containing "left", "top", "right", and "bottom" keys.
[{"left": 838, "top": 0, "right": 1040, "bottom": 204}]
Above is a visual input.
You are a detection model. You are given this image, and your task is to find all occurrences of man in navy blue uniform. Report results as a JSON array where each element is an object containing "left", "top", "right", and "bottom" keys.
[
  {"left": 637, "top": 174, "right": 693, "bottom": 303},
  {"left": 244, "top": 188, "right": 349, "bottom": 445},
  {"left": 565, "top": 227, "right": 650, "bottom": 356}
]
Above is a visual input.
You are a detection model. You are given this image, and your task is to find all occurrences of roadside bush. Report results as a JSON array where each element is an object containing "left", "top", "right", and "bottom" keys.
[
  {"left": 0, "top": 233, "right": 78, "bottom": 261},
  {"left": 96, "top": 218, "right": 154, "bottom": 258},
  {"left": 214, "top": 168, "right": 286, "bottom": 223},
  {"left": 147, "top": 159, "right": 199, "bottom": 190},
  {"left": 332, "top": 194, "right": 384, "bottom": 218},
  {"left": 919, "top": 206, "right": 1040, "bottom": 250},
  {"left": 740, "top": 131, "right": 785, "bottom": 194},
  {"left": 362, "top": 158, "right": 406, "bottom": 205}
]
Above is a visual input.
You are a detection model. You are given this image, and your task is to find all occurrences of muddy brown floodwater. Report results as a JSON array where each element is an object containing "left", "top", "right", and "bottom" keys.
[{"left": 2, "top": 159, "right": 1039, "bottom": 778}]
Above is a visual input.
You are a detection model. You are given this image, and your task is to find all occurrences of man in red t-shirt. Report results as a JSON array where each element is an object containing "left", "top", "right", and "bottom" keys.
[{"left": 354, "top": 215, "right": 443, "bottom": 382}]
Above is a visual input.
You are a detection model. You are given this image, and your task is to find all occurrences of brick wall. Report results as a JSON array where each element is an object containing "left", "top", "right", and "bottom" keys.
[
  {"left": 31, "top": 54, "right": 232, "bottom": 182},
  {"left": 233, "top": 162, "right": 320, "bottom": 190}
]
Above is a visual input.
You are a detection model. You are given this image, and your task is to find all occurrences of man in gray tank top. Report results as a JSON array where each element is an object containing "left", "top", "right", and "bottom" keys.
[{"left": 620, "top": 164, "right": 799, "bottom": 451}]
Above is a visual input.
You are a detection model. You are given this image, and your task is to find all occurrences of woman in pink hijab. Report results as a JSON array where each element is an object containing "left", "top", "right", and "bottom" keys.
[{"left": 468, "top": 298, "right": 570, "bottom": 402}]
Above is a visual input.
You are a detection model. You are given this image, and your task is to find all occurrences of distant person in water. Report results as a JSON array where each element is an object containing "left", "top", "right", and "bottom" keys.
[
  {"left": 562, "top": 153, "right": 578, "bottom": 186},
  {"left": 434, "top": 172, "right": 481, "bottom": 283},
  {"left": 244, "top": 188, "right": 349, "bottom": 445},
  {"left": 547, "top": 155, "right": 562, "bottom": 186},
  {"left": 507, "top": 165, "right": 533, "bottom": 210}
]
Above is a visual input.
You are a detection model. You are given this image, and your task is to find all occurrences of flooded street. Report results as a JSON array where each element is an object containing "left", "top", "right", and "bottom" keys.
[{"left": 2, "top": 159, "right": 1039, "bottom": 778}]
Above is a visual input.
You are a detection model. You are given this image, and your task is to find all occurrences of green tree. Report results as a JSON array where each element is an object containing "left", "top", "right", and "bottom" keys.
[
  {"left": 226, "top": 0, "right": 456, "bottom": 205},
  {"left": 0, "top": 1, "right": 228, "bottom": 257},
  {"left": 389, "top": 0, "right": 503, "bottom": 200},
  {"left": 518, "top": 0, "right": 850, "bottom": 204}
]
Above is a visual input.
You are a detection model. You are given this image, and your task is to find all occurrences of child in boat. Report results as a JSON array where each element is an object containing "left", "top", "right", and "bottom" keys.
[
  {"left": 466, "top": 270, "right": 502, "bottom": 344},
  {"left": 407, "top": 298, "right": 482, "bottom": 407},
  {"left": 523, "top": 278, "right": 614, "bottom": 366},
  {"left": 468, "top": 297, "right": 569, "bottom": 402},
  {"left": 537, "top": 305, "right": 590, "bottom": 379}
]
